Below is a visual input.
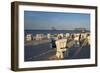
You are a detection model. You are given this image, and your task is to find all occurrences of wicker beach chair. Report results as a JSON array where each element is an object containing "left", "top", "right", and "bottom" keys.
[{"left": 55, "top": 39, "right": 68, "bottom": 59}]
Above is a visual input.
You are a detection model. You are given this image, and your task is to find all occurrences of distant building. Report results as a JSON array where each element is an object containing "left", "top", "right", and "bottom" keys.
[
  {"left": 51, "top": 27, "right": 56, "bottom": 30},
  {"left": 74, "top": 28, "right": 86, "bottom": 32}
]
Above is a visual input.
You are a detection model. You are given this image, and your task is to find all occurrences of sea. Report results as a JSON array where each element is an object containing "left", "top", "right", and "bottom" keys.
[{"left": 24, "top": 30, "right": 88, "bottom": 36}]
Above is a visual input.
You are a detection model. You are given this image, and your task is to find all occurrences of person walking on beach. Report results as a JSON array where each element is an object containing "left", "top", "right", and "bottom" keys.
[{"left": 79, "top": 33, "right": 82, "bottom": 47}]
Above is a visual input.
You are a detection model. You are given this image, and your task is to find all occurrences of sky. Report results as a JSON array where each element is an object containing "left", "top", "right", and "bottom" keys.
[{"left": 24, "top": 11, "right": 90, "bottom": 30}]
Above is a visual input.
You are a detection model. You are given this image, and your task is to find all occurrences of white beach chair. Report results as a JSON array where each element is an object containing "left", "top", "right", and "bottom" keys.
[{"left": 55, "top": 39, "right": 68, "bottom": 59}]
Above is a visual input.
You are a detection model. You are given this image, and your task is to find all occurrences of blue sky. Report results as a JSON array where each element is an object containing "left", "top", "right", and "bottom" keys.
[{"left": 24, "top": 11, "right": 90, "bottom": 30}]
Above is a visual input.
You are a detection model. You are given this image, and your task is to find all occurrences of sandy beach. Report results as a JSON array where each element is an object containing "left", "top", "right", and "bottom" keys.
[{"left": 24, "top": 39, "right": 90, "bottom": 61}]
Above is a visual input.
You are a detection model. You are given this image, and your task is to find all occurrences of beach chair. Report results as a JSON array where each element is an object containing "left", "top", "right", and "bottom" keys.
[
  {"left": 55, "top": 39, "right": 68, "bottom": 59},
  {"left": 26, "top": 34, "right": 32, "bottom": 41}
]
